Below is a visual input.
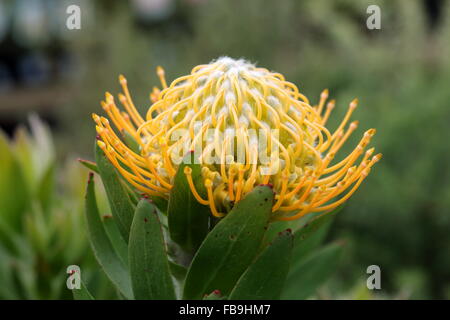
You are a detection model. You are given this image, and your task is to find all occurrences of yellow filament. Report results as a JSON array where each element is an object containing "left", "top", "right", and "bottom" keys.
[
  {"left": 156, "top": 66, "right": 168, "bottom": 89},
  {"left": 272, "top": 170, "right": 289, "bottom": 211},
  {"left": 205, "top": 179, "right": 225, "bottom": 217},
  {"left": 184, "top": 167, "right": 209, "bottom": 205},
  {"left": 118, "top": 75, "right": 146, "bottom": 127},
  {"left": 228, "top": 166, "right": 237, "bottom": 201},
  {"left": 234, "top": 165, "right": 246, "bottom": 202}
]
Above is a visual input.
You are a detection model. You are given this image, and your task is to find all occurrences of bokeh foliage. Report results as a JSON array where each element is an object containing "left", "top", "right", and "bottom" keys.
[{"left": 0, "top": 116, "right": 114, "bottom": 299}]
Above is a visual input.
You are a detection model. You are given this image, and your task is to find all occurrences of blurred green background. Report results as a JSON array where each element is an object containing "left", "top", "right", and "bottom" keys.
[{"left": 1, "top": 0, "right": 449, "bottom": 299}]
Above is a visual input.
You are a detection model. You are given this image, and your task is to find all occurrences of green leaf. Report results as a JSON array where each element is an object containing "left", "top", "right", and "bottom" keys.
[
  {"left": 261, "top": 206, "right": 340, "bottom": 251},
  {"left": 78, "top": 158, "right": 99, "bottom": 173},
  {"left": 169, "top": 261, "right": 187, "bottom": 282},
  {"left": 292, "top": 209, "right": 340, "bottom": 263},
  {"left": 129, "top": 199, "right": 176, "bottom": 300},
  {"left": 121, "top": 180, "right": 140, "bottom": 206},
  {"left": 121, "top": 130, "right": 140, "bottom": 154},
  {"left": 150, "top": 195, "right": 168, "bottom": 213},
  {"left": 72, "top": 280, "right": 95, "bottom": 300},
  {"left": 260, "top": 220, "right": 290, "bottom": 249},
  {"left": 84, "top": 173, "right": 133, "bottom": 299},
  {"left": 168, "top": 152, "right": 210, "bottom": 253},
  {"left": 95, "top": 142, "right": 135, "bottom": 242},
  {"left": 183, "top": 186, "right": 274, "bottom": 299},
  {"left": 229, "top": 229, "right": 293, "bottom": 300},
  {"left": 168, "top": 261, "right": 187, "bottom": 299},
  {"left": 103, "top": 215, "right": 129, "bottom": 266},
  {"left": 281, "top": 242, "right": 344, "bottom": 300}
]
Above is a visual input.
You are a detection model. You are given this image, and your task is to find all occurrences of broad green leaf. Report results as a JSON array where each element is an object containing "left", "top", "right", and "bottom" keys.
[
  {"left": 168, "top": 152, "right": 209, "bottom": 253},
  {"left": 169, "top": 260, "right": 188, "bottom": 299},
  {"left": 260, "top": 220, "right": 290, "bottom": 249},
  {"left": 183, "top": 186, "right": 274, "bottom": 299},
  {"left": 121, "top": 130, "right": 140, "bottom": 154},
  {"left": 129, "top": 199, "right": 176, "bottom": 300},
  {"left": 281, "top": 242, "right": 344, "bottom": 300},
  {"left": 262, "top": 206, "right": 341, "bottom": 252},
  {"left": 122, "top": 180, "right": 140, "bottom": 206},
  {"left": 229, "top": 229, "right": 293, "bottom": 300},
  {"left": 150, "top": 195, "right": 168, "bottom": 213},
  {"left": 103, "top": 215, "right": 129, "bottom": 266},
  {"left": 169, "top": 261, "right": 187, "bottom": 282},
  {"left": 72, "top": 280, "right": 95, "bottom": 300},
  {"left": 95, "top": 142, "right": 135, "bottom": 242},
  {"left": 85, "top": 173, "right": 133, "bottom": 299}
]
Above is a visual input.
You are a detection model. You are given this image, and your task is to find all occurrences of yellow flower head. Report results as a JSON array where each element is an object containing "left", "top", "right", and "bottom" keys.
[{"left": 93, "top": 57, "right": 381, "bottom": 221}]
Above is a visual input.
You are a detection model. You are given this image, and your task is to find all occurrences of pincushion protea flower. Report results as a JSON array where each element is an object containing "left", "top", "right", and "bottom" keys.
[{"left": 92, "top": 57, "right": 380, "bottom": 221}]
